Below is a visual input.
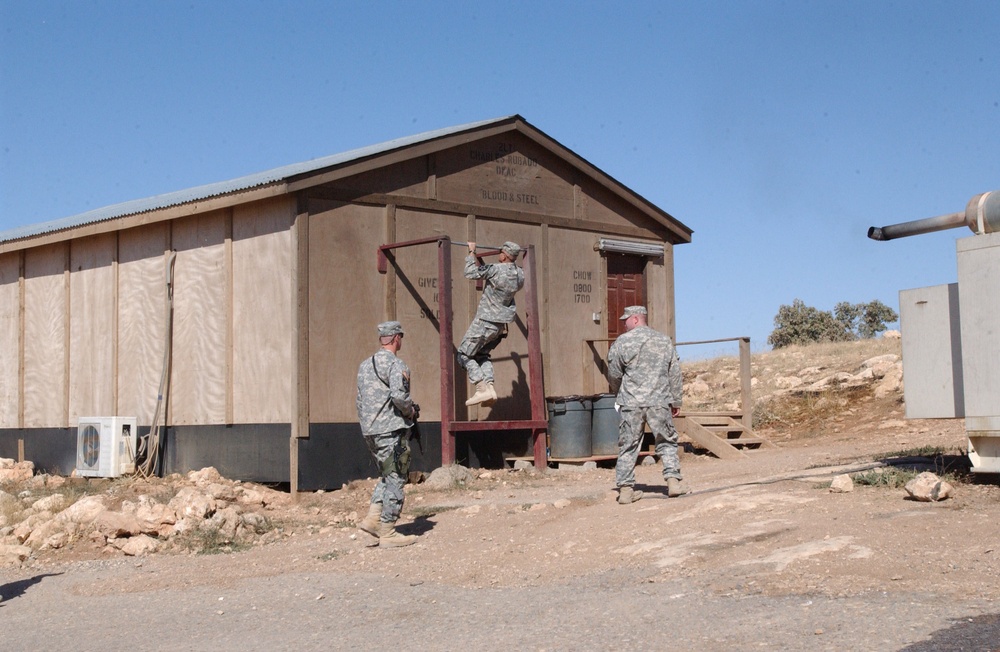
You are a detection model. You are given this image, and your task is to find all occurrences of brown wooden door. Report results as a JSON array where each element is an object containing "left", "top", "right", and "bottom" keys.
[{"left": 606, "top": 255, "right": 647, "bottom": 339}]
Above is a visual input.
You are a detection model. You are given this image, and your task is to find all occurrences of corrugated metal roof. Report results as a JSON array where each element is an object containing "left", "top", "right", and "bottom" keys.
[{"left": 0, "top": 115, "right": 517, "bottom": 244}]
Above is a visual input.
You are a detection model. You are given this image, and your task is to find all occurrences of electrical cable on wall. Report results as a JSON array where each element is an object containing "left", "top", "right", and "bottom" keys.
[{"left": 136, "top": 251, "right": 176, "bottom": 478}]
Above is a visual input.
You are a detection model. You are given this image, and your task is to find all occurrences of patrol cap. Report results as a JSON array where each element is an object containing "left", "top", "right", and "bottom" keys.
[
  {"left": 501, "top": 241, "right": 521, "bottom": 258},
  {"left": 619, "top": 305, "right": 647, "bottom": 320},
  {"left": 377, "top": 321, "right": 404, "bottom": 337}
]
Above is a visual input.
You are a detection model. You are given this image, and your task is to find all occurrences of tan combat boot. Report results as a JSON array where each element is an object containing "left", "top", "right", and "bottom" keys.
[
  {"left": 617, "top": 486, "right": 643, "bottom": 504},
  {"left": 357, "top": 503, "right": 381, "bottom": 538},
  {"left": 378, "top": 521, "right": 417, "bottom": 548},
  {"left": 482, "top": 381, "right": 498, "bottom": 407},
  {"left": 667, "top": 477, "right": 689, "bottom": 497},
  {"left": 465, "top": 381, "right": 494, "bottom": 406}
]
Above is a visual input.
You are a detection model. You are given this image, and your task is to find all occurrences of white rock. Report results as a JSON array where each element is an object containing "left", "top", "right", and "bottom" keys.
[
  {"left": 905, "top": 472, "right": 954, "bottom": 502},
  {"left": 188, "top": 467, "right": 224, "bottom": 486},
  {"left": 93, "top": 511, "right": 143, "bottom": 538},
  {"left": 169, "top": 487, "right": 218, "bottom": 519},
  {"left": 861, "top": 354, "right": 900, "bottom": 369},
  {"left": 32, "top": 493, "right": 66, "bottom": 513},
  {"left": 209, "top": 507, "right": 241, "bottom": 540},
  {"left": 874, "top": 367, "right": 904, "bottom": 398},
  {"left": 39, "top": 531, "right": 69, "bottom": 550},
  {"left": 687, "top": 380, "right": 711, "bottom": 396},
  {"left": 56, "top": 496, "right": 108, "bottom": 525},
  {"left": 206, "top": 482, "right": 237, "bottom": 502},
  {"left": 237, "top": 488, "right": 266, "bottom": 506},
  {"left": 425, "top": 465, "right": 475, "bottom": 489},
  {"left": 0, "top": 543, "right": 32, "bottom": 564},
  {"left": 829, "top": 474, "right": 854, "bottom": 493},
  {"left": 774, "top": 376, "right": 804, "bottom": 390},
  {"left": 121, "top": 534, "right": 161, "bottom": 556}
]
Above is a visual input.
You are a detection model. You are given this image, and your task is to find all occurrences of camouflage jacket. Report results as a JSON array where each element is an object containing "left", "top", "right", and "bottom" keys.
[
  {"left": 356, "top": 349, "right": 415, "bottom": 436},
  {"left": 465, "top": 256, "right": 524, "bottom": 323},
  {"left": 607, "top": 325, "right": 683, "bottom": 408}
]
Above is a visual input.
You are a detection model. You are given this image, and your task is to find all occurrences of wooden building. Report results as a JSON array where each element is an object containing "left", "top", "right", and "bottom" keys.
[{"left": 0, "top": 115, "right": 692, "bottom": 490}]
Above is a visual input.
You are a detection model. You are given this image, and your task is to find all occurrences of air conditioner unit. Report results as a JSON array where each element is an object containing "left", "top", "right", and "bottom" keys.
[{"left": 76, "top": 416, "right": 138, "bottom": 478}]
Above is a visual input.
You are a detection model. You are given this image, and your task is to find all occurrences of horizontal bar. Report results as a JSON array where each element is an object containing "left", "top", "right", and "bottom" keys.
[
  {"left": 449, "top": 420, "right": 548, "bottom": 432},
  {"left": 676, "top": 337, "right": 750, "bottom": 346},
  {"left": 448, "top": 240, "right": 503, "bottom": 252},
  {"left": 377, "top": 236, "right": 450, "bottom": 274}
]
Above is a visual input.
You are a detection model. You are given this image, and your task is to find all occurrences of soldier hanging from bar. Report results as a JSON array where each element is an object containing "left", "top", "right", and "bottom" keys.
[{"left": 457, "top": 241, "right": 524, "bottom": 407}]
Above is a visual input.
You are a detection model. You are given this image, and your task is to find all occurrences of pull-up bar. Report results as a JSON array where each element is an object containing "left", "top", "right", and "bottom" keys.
[
  {"left": 377, "top": 237, "right": 506, "bottom": 274},
  {"left": 375, "top": 235, "right": 547, "bottom": 469}
]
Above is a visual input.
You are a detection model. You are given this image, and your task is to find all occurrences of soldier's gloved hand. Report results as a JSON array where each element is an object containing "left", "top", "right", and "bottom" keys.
[{"left": 411, "top": 404, "right": 421, "bottom": 420}]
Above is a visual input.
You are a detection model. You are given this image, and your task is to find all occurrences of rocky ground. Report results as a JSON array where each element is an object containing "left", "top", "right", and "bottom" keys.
[{"left": 2, "top": 336, "right": 1000, "bottom": 650}]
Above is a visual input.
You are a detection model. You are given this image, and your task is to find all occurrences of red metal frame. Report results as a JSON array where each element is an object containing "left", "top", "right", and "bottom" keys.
[{"left": 376, "top": 236, "right": 547, "bottom": 469}]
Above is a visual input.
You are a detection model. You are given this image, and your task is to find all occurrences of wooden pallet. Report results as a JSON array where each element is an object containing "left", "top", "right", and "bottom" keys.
[{"left": 676, "top": 412, "right": 774, "bottom": 460}]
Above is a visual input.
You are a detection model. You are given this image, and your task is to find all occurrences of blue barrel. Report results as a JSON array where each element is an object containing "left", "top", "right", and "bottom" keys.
[
  {"left": 546, "top": 396, "right": 593, "bottom": 459},
  {"left": 591, "top": 393, "right": 621, "bottom": 456}
]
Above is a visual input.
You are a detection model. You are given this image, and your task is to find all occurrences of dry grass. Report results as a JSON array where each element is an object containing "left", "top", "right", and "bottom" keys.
[{"left": 680, "top": 337, "right": 901, "bottom": 415}]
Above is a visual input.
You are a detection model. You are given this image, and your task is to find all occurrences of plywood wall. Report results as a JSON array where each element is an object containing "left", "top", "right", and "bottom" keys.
[
  {"left": 169, "top": 211, "right": 228, "bottom": 425},
  {"left": 118, "top": 223, "right": 170, "bottom": 423},
  {"left": 68, "top": 232, "right": 117, "bottom": 421},
  {"left": 581, "top": 178, "right": 667, "bottom": 236},
  {"left": 231, "top": 197, "right": 294, "bottom": 423},
  {"left": 0, "top": 252, "right": 20, "bottom": 428},
  {"left": 308, "top": 202, "right": 387, "bottom": 423},
  {"left": 23, "top": 243, "right": 67, "bottom": 427}
]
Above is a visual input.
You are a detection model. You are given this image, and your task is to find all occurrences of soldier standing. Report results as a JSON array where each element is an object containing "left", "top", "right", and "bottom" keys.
[
  {"left": 356, "top": 321, "right": 419, "bottom": 547},
  {"left": 607, "top": 305, "right": 688, "bottom": 504},
  {"left": 457, "top": 240, "right": 524, "bottom": 407}
]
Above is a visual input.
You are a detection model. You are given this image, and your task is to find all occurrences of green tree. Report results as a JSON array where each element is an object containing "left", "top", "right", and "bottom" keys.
[
  {"left": 857, "top": 299, "right": 898, "bottom": 339},
  {"left": 767, "top": 299, "right": 851, "bottom": 348},
  {"left": 768, "top": 298, "right": 898, "bottom": 348}
]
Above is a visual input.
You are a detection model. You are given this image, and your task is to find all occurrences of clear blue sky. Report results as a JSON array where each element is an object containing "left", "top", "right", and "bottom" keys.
[{"left": 2, "top": 1, "right": 998, "bottom": 357}]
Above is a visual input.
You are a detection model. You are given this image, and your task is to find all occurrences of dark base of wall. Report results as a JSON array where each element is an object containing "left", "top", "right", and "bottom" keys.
[
  {"left": 0, "top": 423, "right": 539, "bottom": 491},
  {"left": 0, "top": 428, "right": 81, "bottom": 476}
]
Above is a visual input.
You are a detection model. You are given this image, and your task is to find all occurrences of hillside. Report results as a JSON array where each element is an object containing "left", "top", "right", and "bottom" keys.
[{"left": 678, "top": 335, "right": 961, "bottom": 450}]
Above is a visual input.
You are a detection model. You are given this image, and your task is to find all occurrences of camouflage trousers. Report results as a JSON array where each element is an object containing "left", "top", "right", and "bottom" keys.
[
  {"left": 615, "top": 406, "right": 682, "bottom": 488},
  {"left": 457, "top": 318, "right": 504, "bottom": 384},
  {"left": 364, "top": 429, "right": 411, "bottom": 523}
]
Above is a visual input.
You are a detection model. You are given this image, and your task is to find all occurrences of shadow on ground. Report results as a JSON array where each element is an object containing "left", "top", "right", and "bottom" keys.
[
  {"left": 901, "top": 613, "right": 1000, "bottom": 652},
  {"left": 0, "top": 573, "right": 63, "bottom": 607}
]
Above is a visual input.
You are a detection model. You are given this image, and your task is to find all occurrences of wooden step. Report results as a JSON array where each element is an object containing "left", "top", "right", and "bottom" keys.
[{"left": 676, "top": 414, "right": 776, "bottom": 457}]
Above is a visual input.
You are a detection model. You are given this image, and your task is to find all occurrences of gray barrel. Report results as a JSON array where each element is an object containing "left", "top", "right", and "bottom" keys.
[
  {"left": 546, "top": 396, "right": 593, "bottom": 458},
  {"left": 591, "top": 393, "right": 621, "bottom": 456}
]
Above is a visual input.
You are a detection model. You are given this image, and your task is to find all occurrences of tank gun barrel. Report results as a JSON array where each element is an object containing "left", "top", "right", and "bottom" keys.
[{"left": 867, "top": 190, "right": 1000, "bottom": 241}]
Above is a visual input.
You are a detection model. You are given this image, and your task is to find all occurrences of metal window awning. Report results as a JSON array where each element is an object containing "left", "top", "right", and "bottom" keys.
[{"left": 596, "top": 237, "right": 664, "bottom": 257}]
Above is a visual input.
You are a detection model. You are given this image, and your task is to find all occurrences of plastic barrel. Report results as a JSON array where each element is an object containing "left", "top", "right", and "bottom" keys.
[
  {"left": 591, "top": 393, "right": 621, "bottom": 456},
  {"left": 546, "top": 396, "right": 593, "bottom": 458}
]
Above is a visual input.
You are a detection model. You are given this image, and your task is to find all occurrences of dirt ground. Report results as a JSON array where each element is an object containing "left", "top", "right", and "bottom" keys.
[{"left": 3, "top": 340, "right": 1000, "bottom": 650}]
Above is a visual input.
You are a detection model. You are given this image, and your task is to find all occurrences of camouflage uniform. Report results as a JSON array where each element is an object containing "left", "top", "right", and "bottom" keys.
[
  {"left": 457, "top": 245, "right": 525, "bottom": 384},
  {"left": 607, "top": 320, "right": 683, "bottom": 489},
  {"left": 357, "top": 340, "right": 416, "bottom": 524}
]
